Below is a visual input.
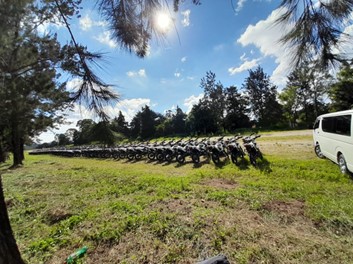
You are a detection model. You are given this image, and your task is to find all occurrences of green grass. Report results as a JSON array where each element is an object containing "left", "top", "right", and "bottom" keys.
[{"left": 2, "top": 131, "right": 353, "bottom": 263}]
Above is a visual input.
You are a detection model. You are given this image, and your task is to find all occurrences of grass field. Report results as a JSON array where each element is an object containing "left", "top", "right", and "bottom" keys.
[{"left": 2, "top": 130, "right": 353, "bottom": 264}]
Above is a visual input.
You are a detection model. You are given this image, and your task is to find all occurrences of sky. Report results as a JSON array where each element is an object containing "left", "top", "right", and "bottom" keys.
[{"left": 37, "top": 0, "right": 353, "bottom": 142}]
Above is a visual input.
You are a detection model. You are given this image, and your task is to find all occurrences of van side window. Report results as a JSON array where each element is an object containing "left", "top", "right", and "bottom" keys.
[
  {"left": 322, "top": 115, "right": 351, "bottom": 136},
  {"left": 313, "top": 119, "right": 320, "bottom": 129}
]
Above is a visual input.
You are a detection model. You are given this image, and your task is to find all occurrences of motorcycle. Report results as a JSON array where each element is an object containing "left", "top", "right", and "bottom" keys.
[
  {"left": 242, "top": 133, "right": 262, "bottom": 166},
  {"left": 209, "top": 137, "right": 229, "bottom": 165},
  {"left": 227, "top": 135, "right": 245, "bottom": 165}
]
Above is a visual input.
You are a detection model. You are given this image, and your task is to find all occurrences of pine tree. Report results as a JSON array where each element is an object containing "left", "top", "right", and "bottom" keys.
[
  {"left": 243, "top": 66, "right": 283, "bottom": 128},
  {"left": 329, "top": 64, "right": 353, "bottom": 111}
]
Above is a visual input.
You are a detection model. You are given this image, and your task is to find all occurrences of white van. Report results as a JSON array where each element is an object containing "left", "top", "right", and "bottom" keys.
[{"left": 313, "top": 110, "right": 353, "bottom": 174}]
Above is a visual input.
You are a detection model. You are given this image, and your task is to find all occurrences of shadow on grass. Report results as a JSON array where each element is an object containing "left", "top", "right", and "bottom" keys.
[
  {"left": 213, "top": 158, "right": 231, "bottom": 169},
  {"left": 235, "top": 158, "right": 251, "bottom": 170},
  {"left": 256, "top": 157, "right": 272, "bottom": 173}
]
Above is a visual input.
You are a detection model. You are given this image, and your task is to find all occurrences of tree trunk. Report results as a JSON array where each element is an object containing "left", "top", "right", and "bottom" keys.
[
  {"left": 0, "top": 175, "right": 25, "bottom": 264},
  {"left": 19, "top": 138, "right": 24, "bottom": 162},
  {"left": 11, "top": 120, "right": 23, "bottom": 168},
  {"left": 0, "top": 141, "right": 6, "bottom": 163}
]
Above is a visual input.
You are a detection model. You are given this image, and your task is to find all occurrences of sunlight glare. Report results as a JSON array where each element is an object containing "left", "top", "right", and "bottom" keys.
[{"left": 155, "top": 12, "right": 172, "bottom": 33}]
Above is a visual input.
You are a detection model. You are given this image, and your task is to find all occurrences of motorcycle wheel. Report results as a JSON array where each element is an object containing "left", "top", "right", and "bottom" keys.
[
  {"left": 157, "top": 153, "right": 165, "bottom": 161},
  {"left": 191, "top": 154, "right": 200, "bottom": 164},
  {"left": 231, "top": 153, "right": 240, "bottom": 165},
  {"left": 165, "top": 153, "right": 173, "bottom": 162},
  {"left": 119, "top": 153, "right": 126, "bottom": 159},
  {"left": 147, "top": 153, "right": 155, "bottom": 160},
  {"left": 176, "top": 154, "right": 185, "bottom": 164},
  {"left": 249, "top": 154, "right": 257, "bottom": 166},
  {"left": 135, "top": 153, "right": 142, "bottom": 160},
  {"left": 127, "top": 153, "right": 134, "bottom": 160},
  {"left": 212, "top": 153, "right": 220, "bottom": 164}
]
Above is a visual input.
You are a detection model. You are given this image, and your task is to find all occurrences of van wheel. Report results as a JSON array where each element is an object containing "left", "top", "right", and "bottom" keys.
[
  {"left": 338, "top": 154, "right": 348, "bottom": 174},
  {"left": 314, "top": 144, "right": 325, "bottom": 159}
]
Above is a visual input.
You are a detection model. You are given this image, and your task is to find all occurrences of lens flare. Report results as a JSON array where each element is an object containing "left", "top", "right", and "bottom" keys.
[{"left": 155, "top": 12, "right": 172, "bottom": 32}]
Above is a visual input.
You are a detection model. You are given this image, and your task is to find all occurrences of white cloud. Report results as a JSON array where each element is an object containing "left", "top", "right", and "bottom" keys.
[
  {"left": 94, "top": 31, "right": 117, "bottom": 48},
  {"left": 113, "top": 98, "right": 151, "bottom": 122},
  {"left": 237, "top": 7, "right": 293, "bottom": 85},
  {"left": 181, "top": 10, "right": 191, "bottom": 27},
  {"left": 184, "top": 93, "right": 203, "bottom": 113},
  {"left": 228, "top": 58, "right": 260, "bottom": 75},
  {"left": 36, "top": 104, "right": 94, "bottom": 143},
  {"left": 127, "top": 69, "right": 147, "bottom": 78},
  {"left": 174, "top": 72, "right": 181, "bottom": 78},
  {"left": 181, "top": 56, "right": 187, "bottom": 62},
  {"left": 236, "top": 0, "right": 248, "bottom": 12},
  {"left": 240, "top": 53, "right": 247, "bottom": 61},
  {"left": 79, "top": 15, "right": 93, "bottom": 31},
  {"left": 79, "top": 14, "right": 108, "bottom": 31},
  {"left": 335, "top": 24, "right": 353, "bottom": 59}
]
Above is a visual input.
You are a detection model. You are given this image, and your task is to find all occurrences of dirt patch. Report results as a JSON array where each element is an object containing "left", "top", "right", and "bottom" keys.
[
  {"left": 201, "top": 178, "right": 238, "bottom": 190},
  {"left": 151, "top": 198, "right": 219, "bottom": 215},
  {"left": 260, "top": 130, "right": 312, "bottom": 138},
  {"left": 45, "top": 208, "right": 73, "bottom": 225},
  {"left": 261, "top": 200, "right": 305, "bottom": 219}
]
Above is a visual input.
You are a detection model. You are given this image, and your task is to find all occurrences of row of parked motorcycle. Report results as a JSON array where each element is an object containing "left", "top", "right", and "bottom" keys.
[{"left": 30, "top": 133, "right": 263, "bottom": 166}]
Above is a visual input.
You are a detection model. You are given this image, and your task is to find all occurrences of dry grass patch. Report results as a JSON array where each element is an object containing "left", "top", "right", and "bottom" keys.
[{"left": 200, "top": 178, "right": 238, "bottom": 190}]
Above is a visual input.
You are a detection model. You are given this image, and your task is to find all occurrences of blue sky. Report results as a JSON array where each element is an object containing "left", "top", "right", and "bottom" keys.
[{"left": 37, "top": 0, "right": 353, "bottom": 142}]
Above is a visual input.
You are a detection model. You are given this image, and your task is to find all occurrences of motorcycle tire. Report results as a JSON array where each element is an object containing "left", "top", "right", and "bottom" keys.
[
  {"left": 127, "top": 153, "right": 135, "bottom": 160},
  {"left": 157, "top": 153, "right": 165, "bottom": 161},
  {"left": 135, "top": 153, "right": 142, "bottom": 160},
  {"left": 212, "top": 153, "right": 220, "bottom": 164},
  {"left": 112, "top": 153, "right": 119, "bottom": 159},
  {"left": 231, "top": 153, "right": 240, "bottom": 165},
  {"left": 249, "top": 154, "right": 257, "bottom": 166},
  {"left": 119, "top": 153, "right": 126, "bottom": 159},
  {"left": 165, "top": 154, "right": 173, "bottom": 162},
  {"left": 147, "top": 153, "right": 155, "bottom": 160},
  {"left": 192, "top": 154, "right": 200, "bottom": 164},
  {"left": 176, "top": 154, "right": 185, "bottom": 164}
]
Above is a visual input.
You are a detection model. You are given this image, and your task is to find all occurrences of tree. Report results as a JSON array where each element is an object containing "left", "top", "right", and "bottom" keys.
[
  {"left": 111, "top": 111, "right": 129, "bottom": 136},
  {"left": 329, "top": 64, "right": 353, "bottom": 111},
  {"left": 243, "top": 66, "right": 283, "bottom": 128},
  {"left": 224, "top": 86, "right": 250, "bottom": 131},
  {"left": 0, "top": 0, "right": 200, "bottom": 262},
  {"left": 129, "top": 105, "right": 162, "bottom": 139},
  {"left": 172, "top": 106, "right": 187, "bottom": 135},
  {"left": 280, "top": 62, "right": 330, "bottom": 128},
  {"left": 187, "top": 100, "right": 219, "bottom": 135},
  {"left": 65, "top": 128, "right": 78, "bottom": 143},
  {"left": 56, "top": 133, "right": 70, "bottom": 146},
  {"left": 91, "top": 121, "right": 116, "bottom": 146},
  {"left": 277, "top": 0, "right": 353, "bottom": 68},
  {"left": 97, "top": 0, "right": 201, "bottom": 57},
  {"left": 74, "top": 119, "right": 96, "bottom": 145},
  {"left": 200, "top": 71, "right": 225, "bottom": 132}
]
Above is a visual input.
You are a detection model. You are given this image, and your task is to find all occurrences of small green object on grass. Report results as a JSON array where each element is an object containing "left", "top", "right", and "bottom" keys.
[{"left": 65, "top": 246, "right": 88, "bottom": 264}]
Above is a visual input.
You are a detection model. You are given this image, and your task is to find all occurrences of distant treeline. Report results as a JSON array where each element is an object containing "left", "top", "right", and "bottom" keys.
[{"left": 36, "top": 63, "right": 353, "bottom": 148}]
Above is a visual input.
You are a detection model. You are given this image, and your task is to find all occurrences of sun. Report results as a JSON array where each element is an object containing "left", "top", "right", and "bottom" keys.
[{"left": 155, "top": 12, "right": 172, "bottom": 33}]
